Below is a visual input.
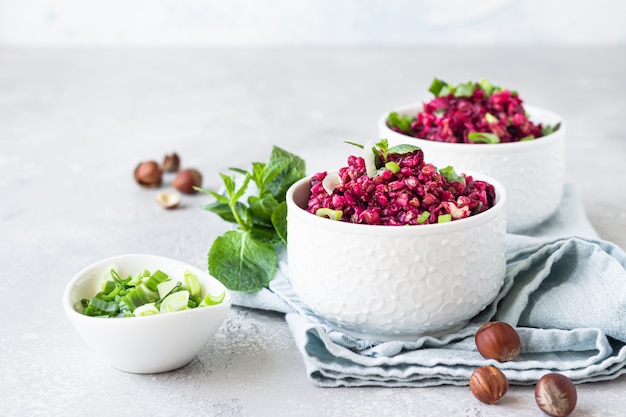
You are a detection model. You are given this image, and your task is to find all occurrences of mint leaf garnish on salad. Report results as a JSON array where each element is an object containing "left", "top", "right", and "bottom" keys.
[{"left": 198, "top": 146, "right": 306, "bottom": 292}]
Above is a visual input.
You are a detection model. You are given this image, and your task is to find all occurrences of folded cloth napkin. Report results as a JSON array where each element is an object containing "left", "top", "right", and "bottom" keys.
[{"left": 231, "top": 184, "right": 626, "bottom": 387}]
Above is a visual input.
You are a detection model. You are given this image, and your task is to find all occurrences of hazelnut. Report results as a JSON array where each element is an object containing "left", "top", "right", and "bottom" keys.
[
  {"left": 173, "top": 168, "right": 202, "bottom": 194},
  {"left": 156, "top": 191, "right": 181, "bottom": 209},
  {"left": 535, "top": 373, "right": 577, "bottom": 417},
  {"left": 475, "top": 321, "right": 521, "bottom": 362},
  {"left": 469, "top": 365, "right": 509, "bottom": 405},
  {"left": 134, "top": 161, "right": 163, "bottom": 188},
  {"left": 162, "top": 152, "right": 180, "bottom": 173}
]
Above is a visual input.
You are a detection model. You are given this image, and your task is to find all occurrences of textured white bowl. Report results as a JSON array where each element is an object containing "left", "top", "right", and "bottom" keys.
[
  {"left": 63, "top": 254, "right": 232, "bottom": 374},
  {"left": 378, "top": 104, "right": 565, "bottom": 232},
  {"left": 286, "top": 172, "right": 507, "bottom": 340}
]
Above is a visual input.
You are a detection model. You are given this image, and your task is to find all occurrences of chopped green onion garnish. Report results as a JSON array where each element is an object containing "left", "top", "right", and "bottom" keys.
[
  {"left": 417, "top": 211, "right": 430, "bottom": 224},
  {"left": 387, "top": 112, "right": 414, "bottom": 132},
  {"left": 133, "top": 303, "right": 159, "bottom": 317},
  {"left": 80, "top": 268, "right": 226, "bottom": 318},
  {"left": 88, "top": 297, "right": 119, "bottom": 313},
  {"left": 541, "top": 122, "right": 561, "bottom": 137},
  {"left": 439, "top": 166, "right": 465, "bottom": 184},
  {"left": 144, "top": 269, "right": 169, "bottom": 292},
  {"left": 121, "top": 286, "right": 151, "bottom": 312},
  {"left": 454, "top": 81, "right": 475, "bottom": 98},
  {"left": 183, "top": 271, "right": 202, "bottom": 297},
  {"left": 385, "top": 161, "right": 401, "bottom": 174},
  {"left": 429, "top": 78, "right": 448, "bottom": 96},
  {"left": 520, "top": 135, "right": 535, "bottom": 141},
  {"left": 468, "top": 132, "right": 500, "bottom": 144},
  {"left": 485, "top": 112, "right": 498, "bottom": 124},
  {"left": 478, "top": 78, "right": 495, "bottom": 96},
  {"left": 438, "top": 214, "right": 452, "bottom": 223},
  {"left": 159, "top": 291, "right": 190, "bottom": 313},
  {"left": 202, "top": 290, "right": 226, "bottom": 306},
  {"left": 157, "top": 280, "right": 179, "bottom": 299},
  {"left": 315, "top": 208, "right": 343, "bottom": 220}
]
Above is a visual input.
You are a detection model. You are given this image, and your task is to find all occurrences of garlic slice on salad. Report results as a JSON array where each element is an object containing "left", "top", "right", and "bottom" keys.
[
  {"left": 322, "top": 172, "right": 342, "bottom": 195},
  {"left": 363, "top": 140, "right": 378, "bottom": 177}
]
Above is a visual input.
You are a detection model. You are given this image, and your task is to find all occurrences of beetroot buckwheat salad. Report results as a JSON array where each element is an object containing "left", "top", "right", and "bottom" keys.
[
  {"left": 307, "top": 140, "right": 496, "bottom": 226},
  {"left": 387, "top": 78, "right": 561, "bottom": 144}
]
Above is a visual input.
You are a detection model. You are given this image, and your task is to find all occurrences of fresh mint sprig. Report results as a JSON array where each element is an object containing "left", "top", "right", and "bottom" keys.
[{"left": 197, "top": 146, "right": 306, "bottom": 292}]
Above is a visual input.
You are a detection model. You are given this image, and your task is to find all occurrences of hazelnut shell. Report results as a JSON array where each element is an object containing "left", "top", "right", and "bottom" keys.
[
  {"left": 469, "top": 365, "right": 509, "bottom": 405},
  {"left": 134, "top": 161, "right": 163, "bottom": 188},
  {"left": 173, "top": 169, "right": 202, "bottom": 194},
  {"left": 156, "top": 191, "right": 181, "bottom": 209},
  {"left": 535, "top": 373, "right": 577, "bottom": 417},
  {"left": 475, "top": 321, "right": 521, "bottom": 362},
  {"left": 162, "top": 153, "right": 180, "bottom": 173}
]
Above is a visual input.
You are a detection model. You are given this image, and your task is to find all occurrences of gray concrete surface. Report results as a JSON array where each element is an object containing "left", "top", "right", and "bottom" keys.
[{"left": 2, "top": 47, "right": 626, "bottom": 416}]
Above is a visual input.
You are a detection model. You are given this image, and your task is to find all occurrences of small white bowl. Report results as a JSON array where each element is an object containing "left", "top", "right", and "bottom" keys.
[
  {"left": 63, "top": 254, "right": 232, "bottom": 374},
  {"left": 286, "top": 172, "right": 507, "bottom": 341},
  {"left": 378, "top": 104, "right": 565, "bottom": 232}
]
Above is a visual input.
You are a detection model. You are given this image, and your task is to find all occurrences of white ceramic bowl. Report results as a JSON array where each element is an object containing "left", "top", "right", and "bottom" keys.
[
  {"left": 286, "top": 172, "right": 507, "bottom": 341},
  {"left": 378, "top": 104, "right": 565, "bottom": 232},
  {"left": 63, "top": 254, "right": 232, "bottom": 373}
]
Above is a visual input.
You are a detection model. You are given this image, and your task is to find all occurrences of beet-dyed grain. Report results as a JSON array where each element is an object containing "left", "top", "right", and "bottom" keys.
[
  {"left": 307, "top": 148, "right": 496, "bottom": 226},
  {"left": 391, "top": 88, "right": 544, "bottom": 144}
]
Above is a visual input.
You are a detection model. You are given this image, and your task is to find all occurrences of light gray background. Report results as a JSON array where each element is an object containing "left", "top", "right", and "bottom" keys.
[
  {"left": 2, "top": 3, "right": 626, "bottom": 417},
  {"left": 0, "top": 0, "right": 624, "bottom": 46}
]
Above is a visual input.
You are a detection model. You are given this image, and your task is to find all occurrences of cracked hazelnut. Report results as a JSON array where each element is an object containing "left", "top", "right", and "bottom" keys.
[
  {"left": 173, "top": 168, "right": 202, "bottom": 194},
  {"left": 156, "top": 191, "right": 181, "bottom": 209},
  {"left": 535, "top": 373, "right": 577, "bottom": 417},
  {"left": 469, "top": 365, "right": 509, "bottom": 404},
  {"left": 134, "top": 161, "right": 163, "bottom": 188},
  {"left": 475, "top": 321, "right": 521, "bottom": 362},
  {"left": 161, "top": 152, "right": 180, "bottom": 173}
]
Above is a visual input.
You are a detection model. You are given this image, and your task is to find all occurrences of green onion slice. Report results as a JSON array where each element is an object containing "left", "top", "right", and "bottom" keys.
[
  {"left": 438, "top": 214, "right": 452, "bottom": 223},
  {"left": 468, "top": 132, "right": 500, "bottom": 144},
  {"left": 315, "top": 208, "right": 343, "bottom": 220}
]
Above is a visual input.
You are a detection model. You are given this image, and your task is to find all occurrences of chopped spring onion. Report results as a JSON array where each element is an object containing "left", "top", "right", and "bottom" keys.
[
  {"left": 184, "top": 271, "right": 201, "bottom": 297},
  {"left": 315, "top": 208, "right": 343, "bottom": 220},
  {"left": 385, "top": 161, "right": 401, "bottom": 174},
  {"left": 484, "top": 112, "right": 498, "bottom": 124},
  {"left": 159, "top": 291, "right": 190, "bottom": 313},
  {"left": 468, "top": 132, "right": 500, "bottom": 144},
  {"left": 133, "top": 303, "right": 159, "bottom": 317},
  {"left": 79, "top": 268, "right": 226, "bottom": 318},
  {"left": 202, "top": 290, "right": 226, "bottom": 306},
  {"left": 143, "top": 269, "right": 169, "bottom": 292},
  {"left": 438, "top": 214, "right": 452, "bottom": 223},
  {"left": 417, "top": 211, "right": 430, "bottom": 224}
]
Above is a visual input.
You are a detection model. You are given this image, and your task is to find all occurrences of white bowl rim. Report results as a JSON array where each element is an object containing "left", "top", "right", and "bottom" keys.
[
  {"left": 287, "top": 169, "right": 507, "bottom": 236},
  {"left": 378, "top": 103, "right": 565, "bottom": 152},
  {"left": 63, "top": 253, "right": 232, "bottom": 323}
]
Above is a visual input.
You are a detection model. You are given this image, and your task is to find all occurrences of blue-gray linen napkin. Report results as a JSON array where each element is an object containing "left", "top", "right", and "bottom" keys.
[{"left": 231, "top": 184, "right": 626, "bottom": 387}]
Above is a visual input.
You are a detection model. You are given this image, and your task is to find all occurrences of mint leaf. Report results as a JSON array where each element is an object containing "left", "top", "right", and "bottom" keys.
[
  {"left": 201, "top": 145, "right": 306, "bottom": 292},
  {"left": 248, "top": 194, "right": 279, "bottom": 228},
  {"left": 387, "top": 144, "right": 421, "bottom": 155},
  {"left": 201, "top": 201, "right": 236, "bottom": 224},
  {"left": 272, "top": 201, "right": 288, "bottom": 244},
  {"left": 208, "top": 230, "right": 276, "bottom": 292},
  {"left": 265, "top": 147, "right": 306, "bottom": 202},
  {"left": 250, "top": 226, "right": 282, "bottom": 246}
]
